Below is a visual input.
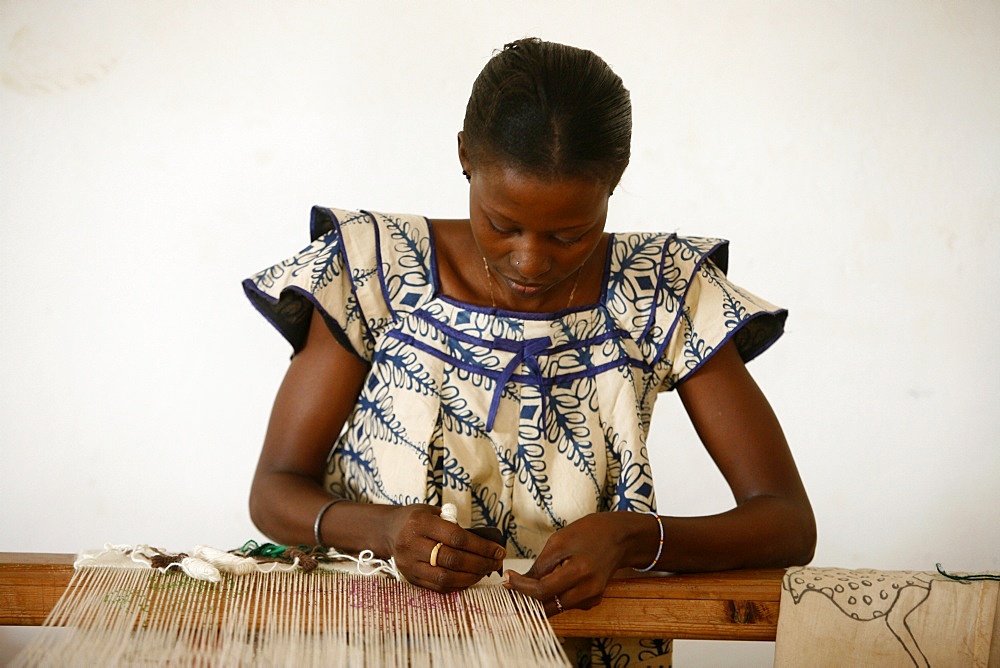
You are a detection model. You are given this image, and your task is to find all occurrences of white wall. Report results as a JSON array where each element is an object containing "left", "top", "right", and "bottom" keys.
[{"left": 2, "top": 1, "right": 998, "bottom": 665}]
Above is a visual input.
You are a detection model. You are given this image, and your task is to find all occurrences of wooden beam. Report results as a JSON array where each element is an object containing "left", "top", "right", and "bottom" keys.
[
  {"left": 549, "top": 569, "right": 783, "bottom": 640},
  {"left": 0, "top": 553, "right": 76, "bottom": 627},
  {"left": 0, "top": 552, "right": 783, "bottom": 641}
]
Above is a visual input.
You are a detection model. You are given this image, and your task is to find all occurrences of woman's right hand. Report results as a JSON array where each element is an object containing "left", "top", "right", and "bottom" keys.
[{"left": 383, "top": 503, "right": 505, "bottom": 593}]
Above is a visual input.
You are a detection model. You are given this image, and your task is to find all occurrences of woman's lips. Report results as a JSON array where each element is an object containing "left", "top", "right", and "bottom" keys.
[{"left": 500, "top": 274, "right": 545, "bottom": 297}]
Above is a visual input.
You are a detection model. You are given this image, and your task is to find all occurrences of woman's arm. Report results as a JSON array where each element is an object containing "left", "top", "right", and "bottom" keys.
[
  {"left": 249, "top": 310, "right": 368, "bottom": 547},
  {"left": 505, "top": 339, "right": 815, "bottom": 612},
  {"left": 249, "top": 310, "right": 505, "bottom": 592},
  {"left": 660, "top": 338, "right": 816, "bottom": 570}
]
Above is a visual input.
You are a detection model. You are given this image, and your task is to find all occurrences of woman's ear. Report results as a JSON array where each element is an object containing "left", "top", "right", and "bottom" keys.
[{"left": 457, "top": 131, "right": 469, "bottom": 173}]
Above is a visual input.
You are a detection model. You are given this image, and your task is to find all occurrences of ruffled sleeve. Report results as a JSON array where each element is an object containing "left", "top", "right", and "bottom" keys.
[
  {"left": 606, "top": 233, "right": 786, "bottom": 391},
  {"left": 241, "top": 207, "right": 377, "bottom": 360},
  {"left": 654, "top": 235, "right": 787, "bottom": 389}
]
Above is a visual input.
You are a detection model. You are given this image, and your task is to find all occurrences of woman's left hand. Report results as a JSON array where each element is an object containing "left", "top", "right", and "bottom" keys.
[{"left": 502, "top": 512, "right": 652, "bottom": 615}]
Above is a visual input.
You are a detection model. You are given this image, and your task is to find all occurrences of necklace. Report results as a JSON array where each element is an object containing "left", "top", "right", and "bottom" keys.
[{"left": 482, "top": 258, "right": 582, "bottom": 310}]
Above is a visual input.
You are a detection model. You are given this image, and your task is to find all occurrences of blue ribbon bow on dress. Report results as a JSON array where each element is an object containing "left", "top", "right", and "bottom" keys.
[{"left": 485, "top": 336, "right": 553, "bottom": 432}]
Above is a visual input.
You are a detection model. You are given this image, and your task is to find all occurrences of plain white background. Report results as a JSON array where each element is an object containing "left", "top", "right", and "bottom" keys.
[{"left": 2, "top": 2, "right": 998, "bottom": 664}]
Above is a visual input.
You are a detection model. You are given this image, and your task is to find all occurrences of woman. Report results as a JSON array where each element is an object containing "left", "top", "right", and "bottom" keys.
[{"left": 244, "top": 38, "right": 815, "bottom": 664}]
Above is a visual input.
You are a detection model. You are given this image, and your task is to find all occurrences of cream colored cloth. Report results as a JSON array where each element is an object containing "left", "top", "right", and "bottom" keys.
[{"left": 775, "top": 566, "right": 1000, "bottom": 667}]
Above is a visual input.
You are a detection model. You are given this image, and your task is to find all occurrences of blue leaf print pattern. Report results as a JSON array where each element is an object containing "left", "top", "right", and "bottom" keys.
[
  {"left": 439, "top": 447, "right": 472, "bottom": 494},
  {"left": 376, "top": 339, "right": 437, "bottom": 397},
  {"left": 589, "top": 637, "right": 628, "bottom": 668},
  {"left": 503, "top": 513, "right": 532, "bottom": 559},
  {"left": 438, "top": 383, "right": 489, "bottom": 436},
  {"left": 601, "top": 423, "right": 624, "bottom": 512},
  {"left": 332, "top": 428, "right": 420, "bottom": 506},
  {"left": 350, "top": 265, "right": 380, "bottom": 293},
  {"left": 353, "top": 377, "right": 428, "bottom": 463},
  {"left": 602, "top": 424, "right": 655, "bottom": 514},
  {"left": 304, "top": 235, "right": 343, "bottom": 291},
  {"left": 469, "top": 484, "right": 506, "bottom": 533},
  {"left": 426, "top": 419, "right": 444, "bottom": 507},
  {"left": 515, "top": 423, "right": 560, "bottom": 527},
  {"left": 547, "top": 377, "right": 600, "bottom": 496},
  {"left": 680, "top": 312, "right": 713, "bottom": 374},
  {"left": 637, "top": 638, "right": 673, "bottom": 662}
]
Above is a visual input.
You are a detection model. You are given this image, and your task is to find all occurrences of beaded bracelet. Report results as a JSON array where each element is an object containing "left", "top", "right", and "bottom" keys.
[
  {"left": 313, "top": 498, "right": 347, "bottom": 549},
  {"left": 635, "top": 511, "right": 664, "bottom": 572}
]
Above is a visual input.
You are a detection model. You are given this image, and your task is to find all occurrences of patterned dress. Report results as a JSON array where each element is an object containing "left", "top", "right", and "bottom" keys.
[{"left": 244, "top": 207, "right": 787, "bottom": 666}]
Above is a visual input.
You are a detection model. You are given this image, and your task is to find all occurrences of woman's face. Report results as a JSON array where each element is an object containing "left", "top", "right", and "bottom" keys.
[{"left": 466, "top": 160, "right": 610, "bottom": 311}]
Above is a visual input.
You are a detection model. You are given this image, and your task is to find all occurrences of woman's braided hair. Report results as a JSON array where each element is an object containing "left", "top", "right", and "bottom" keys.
[{"left": 463, "top": 38, "right": 632, "bottom": 191}]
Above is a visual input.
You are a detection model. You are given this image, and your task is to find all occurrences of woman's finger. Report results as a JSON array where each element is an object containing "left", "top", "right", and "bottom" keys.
[
  {"left": 403, "top": 558, "right": 490, "bottom": 594},
  {"left": 434, "top": 542, "right": 504, "bottom": 576},
  {"left": 504, "top": 569, "right": 575, "bottom": 615},
  {"left": 503, "top": 568, "right": 554, "bottom": 598},
  {"left": 419, "top": 523, "right": 505, "bottom": 575}
]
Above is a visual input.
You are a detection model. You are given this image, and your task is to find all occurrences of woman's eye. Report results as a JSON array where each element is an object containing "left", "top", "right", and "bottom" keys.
[{"left": 489, "top": 220, "right": 514, "bottom": 234}]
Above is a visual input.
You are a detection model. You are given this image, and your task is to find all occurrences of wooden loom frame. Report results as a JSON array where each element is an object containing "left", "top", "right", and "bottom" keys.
[{"left": 0, "top": 553, "right": 783, "bottom": 642}]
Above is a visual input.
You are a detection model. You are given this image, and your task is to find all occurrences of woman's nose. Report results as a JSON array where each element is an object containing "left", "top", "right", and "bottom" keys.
[{"left": 510, "top": 245, "right": 551, "bottom": 279}]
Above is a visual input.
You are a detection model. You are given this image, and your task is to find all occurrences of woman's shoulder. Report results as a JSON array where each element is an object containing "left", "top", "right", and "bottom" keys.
[
  {"left": 606, "top": 231, "right": 786, "bottom": 384},
  {"left": 604, "top": 231, "right": 741, "bottom": 349},
  {"left": 308, "top": 206, "right": 431, "bottom": 243},
  {"left": 607, "top": 232, "right": 730, "bottom": 288},
  {"left": 611, "top": 231, "right": 727, "bottom": 260}
]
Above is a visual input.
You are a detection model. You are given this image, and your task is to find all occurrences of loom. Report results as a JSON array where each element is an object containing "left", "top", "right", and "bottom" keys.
[
  {"left": 5, "top": 544, "right": 569, "bottom": 666},
  {"left": 2, "top": 551, "right": 996, "bottom": 666},
  {"left": 0, "top": 549, "right": 782, "bottom": 666}
]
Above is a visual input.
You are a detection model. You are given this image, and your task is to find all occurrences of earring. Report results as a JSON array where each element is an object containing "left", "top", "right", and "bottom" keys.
[{"left": 462, "top": 170, "right": 471, "bottom": 182}]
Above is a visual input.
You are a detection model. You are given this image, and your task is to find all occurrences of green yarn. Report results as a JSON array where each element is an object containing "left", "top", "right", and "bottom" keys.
[
  {"left": 935, "top": 563, "right": 1000, "bottom": 582},
  {"left": 234, "top": 540, "right": 321, "bottom": 559}
]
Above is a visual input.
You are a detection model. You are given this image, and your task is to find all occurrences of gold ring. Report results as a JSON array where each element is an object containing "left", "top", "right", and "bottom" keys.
[
  {"left": 553, "top": 595, "right": 564, "bottom": 612},
  {"left": 430, "top": 542, "right": 443, "bottom": 568}
]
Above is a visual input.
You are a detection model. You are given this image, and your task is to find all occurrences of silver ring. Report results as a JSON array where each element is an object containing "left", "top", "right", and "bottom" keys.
[{"left": 553, "top": 595, "right": 564, "bottom": 612}]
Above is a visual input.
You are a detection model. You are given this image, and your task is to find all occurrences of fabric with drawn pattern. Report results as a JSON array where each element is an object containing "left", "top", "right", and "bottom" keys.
[
  {"left": 775, "top": 567, "right": 1000, "bottom": 667},
  {"left": 244, "top": 207, "right": 787, "bottom": 561}
]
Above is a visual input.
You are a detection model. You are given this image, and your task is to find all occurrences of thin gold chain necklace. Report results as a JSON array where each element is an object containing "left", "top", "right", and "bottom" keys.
[{"left": 482, "top": 258, "right": 582, "bottom": 310}]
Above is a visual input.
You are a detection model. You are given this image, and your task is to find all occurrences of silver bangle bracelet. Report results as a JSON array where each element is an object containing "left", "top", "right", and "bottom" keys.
[
  {"left": 313, "top": 498, "right": 346, "bottom": 549},
  {"left": 635, "top": 510, "right": 664, "bottom": 572}
]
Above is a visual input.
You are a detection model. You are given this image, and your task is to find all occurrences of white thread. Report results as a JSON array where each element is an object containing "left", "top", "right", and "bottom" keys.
[
  {"left": 129, "top": 544, "right": 158, "bottom": 568},
  {"left": 317, "top": 548, "right": 403, "bottom": 581},
  {"left": 177, "top": 556, "right": 221, "bottom": 582},
  {"left": 74, "top": 544, "right": 136, "bottom": 569},
  {"left": 191, "top": 545, "right": 260, "bottom": 575}
]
